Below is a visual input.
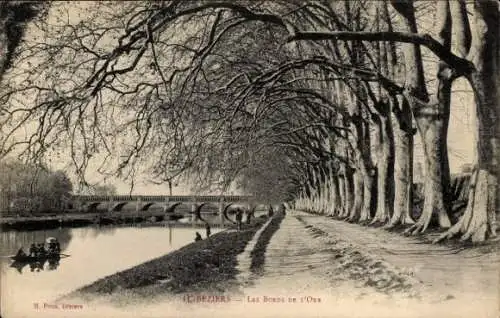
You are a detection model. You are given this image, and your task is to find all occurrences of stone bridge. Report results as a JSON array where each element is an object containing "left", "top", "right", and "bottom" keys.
[{"left": 71, "top": 195, "right": 253, "bottom": 215}]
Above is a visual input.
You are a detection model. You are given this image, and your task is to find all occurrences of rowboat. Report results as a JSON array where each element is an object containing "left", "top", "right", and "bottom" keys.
[{"left": 10, "top": 253, "right": 62, "bottom": 263}]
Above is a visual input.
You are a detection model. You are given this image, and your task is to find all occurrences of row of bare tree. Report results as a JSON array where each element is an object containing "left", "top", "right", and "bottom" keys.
[{"left": 0, "top": 0, "right": 498, "bottom": 242}]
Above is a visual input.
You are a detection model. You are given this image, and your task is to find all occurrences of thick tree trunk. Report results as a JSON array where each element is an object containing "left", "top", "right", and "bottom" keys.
[
  {"left": 330, "top": 175, "right": 341, "bottom": 216},
  {"left": 337, "top": 173, "right": 346, "bottom": 217},
  {"left": 327, "top": 169, "right": 337, "bottom": 215},
  {"left": 371, "top": 113, "right": 395, "bottom": 224},
  {"left": 353, "top": 117, "right": 375, "bottom": 223},
  {"left": 389, "top": 116, "right": 415, "bottom": 226},
  {"left": 410, "top": 112, "right": 452, "bottom": 233},
  {"left": 349, "top": 170, "right": 363, "bottom": 222},
  {"left": 435, "top": 0, "right": 499, "bottom": 242},
  {"left": 388, "top": 97, "right": 415, "bottom": 227},
  {"left": 348, "top": 121, "right": 365, "bottom": 222},
  {"left": 407, "top": 0, "right": 453, "bottom": 234},
  {"left": 321, "top": 179, "right": 329, "bottom": 214},
  {"left": 342, "top": 168, "right": 354, "bottom": 218},
  {"left": 360, "top": 170, "right": 375, "bottom": 222},
  {"left": 323, "top": 178, "right": 330, "bottom": 215}
]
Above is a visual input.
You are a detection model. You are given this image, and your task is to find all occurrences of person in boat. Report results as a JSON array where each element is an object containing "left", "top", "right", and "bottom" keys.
[
  {"left": 37, "top": 243, "right": 46, "bottom": 257},
  {"left": 205, "top": 223, "right": 211, "bottom": 238},
  {"left": 33, "top": 244, "right": 40, "bottom": 257},
  {"left": 29, "top": 243, "right": 37, "bottom": 257},
  {"left": 15, "top": 247, "right": 27, "bottom": 258},
  {"left": 195, "top": 232, "right": 203, "bottom": 242},
  {"left": 48, "top": 241, "right": 54, "bottom": 252},
  {"left": 54, "top": 241, "right": 61, "bottom": 254},
  {"left": 47, "top": 241, "right": 58, "bottom": 255}
]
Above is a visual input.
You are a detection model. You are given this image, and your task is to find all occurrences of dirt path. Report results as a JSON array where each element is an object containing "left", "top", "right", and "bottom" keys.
[
  {"left": 300, "top": 212, "right": 499, "bottom": 302},
  {"left": 242, "top": 213, "right": 340, "bottom": 294},
  {"left": 234, "top": 210, "right": 499, "bottom": 318}
]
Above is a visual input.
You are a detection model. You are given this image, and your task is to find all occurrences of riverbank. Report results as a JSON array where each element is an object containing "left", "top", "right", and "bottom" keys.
[{"left": 62, "top": 215, "right": 275, "bottom": 304}]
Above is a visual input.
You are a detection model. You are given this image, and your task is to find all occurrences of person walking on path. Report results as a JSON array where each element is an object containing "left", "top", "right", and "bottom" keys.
[
  {"left": 280, "top": 203, "right": 287, "bottom": 215},
  {"left": 235, "top": 208, "right": 243, "bottom": 231},
  {"left": 245, "top": 206, "right": 255, "bottom": 224},
  {"left": 205, "top": 223, "right": 211, "bottom": 238},
  {"left": 268, "top": 205, "right": 274, "bottom": 218}
]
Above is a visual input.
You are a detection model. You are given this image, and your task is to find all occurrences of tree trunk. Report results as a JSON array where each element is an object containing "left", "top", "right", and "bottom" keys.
[
  {"left": 435, "top": 0, "right": 499, "bottom": 242},
  {"left": 360, "top": 116, "right": 376, "bottom": 223},
  {"left": 388, "top": 97, "right": 415, "bottom": 227},
  {"left": 348, "top": 120, "right": 365, "bottom": 222},
  {"left": 342, "top": 167, "right": 354, "bottom": 218},
  {"left": 360, "top": 170, "right": 375, "bottom": 222},
  {"left": 371, "top": 112, "right": 395, "bottom": 224},
  {"left": 330, "top": 174, "right": 341, "bottom": 216},
  {"left": 337, "top": 173, "right": 346, "bottom": 217},
  {"left": 407, "top": 0, "right": 453, "bottom": 234},
  {"left": 349, "top": 170, "right": 363, "bottom": 222},
  {"left": 320, "top": 179, "right": 329, "bottom": 214},
  {"left": 326, "top": 168, "right": 335, "bottom": 215},
  {"left": 411, "top": 109, "right": 452, "bottom": 233}
]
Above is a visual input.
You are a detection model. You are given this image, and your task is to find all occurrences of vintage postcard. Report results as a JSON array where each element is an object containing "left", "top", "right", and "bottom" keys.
[{"left": 0, "top": 1, "right": 499, "bottom": 318}]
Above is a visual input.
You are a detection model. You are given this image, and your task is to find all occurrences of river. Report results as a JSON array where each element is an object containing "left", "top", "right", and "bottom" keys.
[{"left": 0, "top": 224, "right": 222, "bottom": 311}]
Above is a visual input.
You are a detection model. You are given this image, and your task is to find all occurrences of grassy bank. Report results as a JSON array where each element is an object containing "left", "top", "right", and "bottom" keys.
[{"left": 64, "top": 216, "right": 270, "bottom": 302}]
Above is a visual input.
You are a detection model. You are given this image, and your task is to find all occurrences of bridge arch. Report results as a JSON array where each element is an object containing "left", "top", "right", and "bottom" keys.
[
  {"left": 193, "top": 202, "right": 209, "bottom": 221},
  {"left": 86, "top": 202, "right": 102, "bottom": 212},
  {"left": 165, "top": 202, "right": 183, "bottom": 213},
  {"left": 111, "top": 202, "right": 129, "bottom": 212},
  {"left": 140, "top": 202, "right": 156, "bottom": 211},
  {"left": 222, "top": 203, "right": 237, "bottom": 224}
]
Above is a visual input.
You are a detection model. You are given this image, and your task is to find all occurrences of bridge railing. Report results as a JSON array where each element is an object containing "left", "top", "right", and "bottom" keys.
[{"left": 72, "top": 195, "right": 253, "bottom": 202}]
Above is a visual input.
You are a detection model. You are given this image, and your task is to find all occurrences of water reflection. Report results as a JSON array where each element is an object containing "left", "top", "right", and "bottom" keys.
[
  {"left": 10, "top": 260, "right": 59, "bottom": 274},
  {"left": 10, "top": 257, "right": 62, "bottom": 274},
  {"left": 169, "top": 223, "right": 172, "bottom": 246}
]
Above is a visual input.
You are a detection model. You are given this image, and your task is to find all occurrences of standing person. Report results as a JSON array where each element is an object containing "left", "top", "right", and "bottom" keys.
[
  {"left": 245, "top": 209, "right": 254, "bottom": 224},
  {"left": 29, "top": 243, "right": 37, "bottom": 257},
  {"left": 235, "top": 209, "right": 243, "bottom": 231},
  {"left": 205, "top": 223, "right": 211, "bottom": 238},
  {"left": 268, "top": 205, "right": 274, "bottom": 218},
  {"left": 280, "top": 203, "right": 287, "bottom": 215}
]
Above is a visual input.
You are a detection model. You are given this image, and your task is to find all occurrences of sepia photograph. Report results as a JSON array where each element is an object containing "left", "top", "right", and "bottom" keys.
[{"left": 0, "top": 1, "right": 499, "bottom": 317}]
